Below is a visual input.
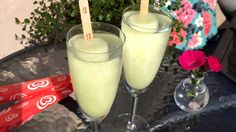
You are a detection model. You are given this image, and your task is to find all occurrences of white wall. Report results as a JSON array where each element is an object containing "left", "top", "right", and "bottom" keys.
[{"left": 0, "top": 0, "right": 36, "bottom": 59}]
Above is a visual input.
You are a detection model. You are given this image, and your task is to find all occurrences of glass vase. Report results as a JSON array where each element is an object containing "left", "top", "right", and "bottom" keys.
[{"left": 174, "top": 73, "right": 209, "bottom": 112}]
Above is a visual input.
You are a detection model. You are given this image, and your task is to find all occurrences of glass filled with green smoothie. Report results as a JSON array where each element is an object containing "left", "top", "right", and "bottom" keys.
[
  {"left": 66, "top": 22, "right": 125, "bottom": 130},
  {"left": 112, "top": 4, "right": 172, "bottom": 132}
]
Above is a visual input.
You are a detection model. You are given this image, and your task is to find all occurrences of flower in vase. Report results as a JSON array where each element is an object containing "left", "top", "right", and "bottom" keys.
[
  {"left": 178, "top": 50, "right": 206, "bottom": 70},
  {"left": 178, "top": 50, "right": 223, "bottom": 74},
  {"left": 207, "top": 56, "right": 222, "bottom": 72},
  {"left": 175, "top": 50, "right": 222, "bottom": 112}
]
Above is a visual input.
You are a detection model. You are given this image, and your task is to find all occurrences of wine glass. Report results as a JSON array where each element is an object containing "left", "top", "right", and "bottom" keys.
[
  {"left": 66, "top": 22, "right": 125, "bottom": 131},
  {"left": 112, "top": 5, "right": 172, "bottom": 131}
]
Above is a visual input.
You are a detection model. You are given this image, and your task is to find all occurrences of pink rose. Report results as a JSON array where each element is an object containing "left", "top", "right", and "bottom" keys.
[
  {"left": 179, "top": 50, "right": 206, "bottom": 70},
  {"left": 203, "top": 0, "right": 216, "bottom": 10},
  {"left": 207, "top": 56, "right": 222, "bottom": 72},
  {"left": 168, "top": 28, "right": 187, "bottom": 46},
  {"left": 175, "top": 0, "right": 196, "bottom": 26},
  {"left": 202, "top": 11, "right": 212, "bottom": 35}
]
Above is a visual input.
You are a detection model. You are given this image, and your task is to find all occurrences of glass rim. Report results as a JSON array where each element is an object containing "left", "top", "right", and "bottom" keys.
[
  {"left": 66, "top": 22, "right": 125, "bottom": 55},
  {"left": 122, "top": 4, "right": 173, "bottom": 32}
]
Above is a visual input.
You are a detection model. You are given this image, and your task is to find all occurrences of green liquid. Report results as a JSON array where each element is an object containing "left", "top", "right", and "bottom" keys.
[
  {"left": 67, "top": 34, "right": 122, "bottom": 119},
  {"left": 122, "top": 11, "right": 172, "bottom": 89}
]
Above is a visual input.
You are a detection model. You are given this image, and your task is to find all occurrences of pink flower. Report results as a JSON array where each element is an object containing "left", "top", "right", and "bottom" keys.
[
  {"left": 168, "top": 28, "right": 187, "bottom": 46},
  {"left": 187, "top": 33, "right": 203, "bottom": 49},
  {"left": 202, "top": 11, "right": 212, "bottom": 35},
  {"left": 179, "top": 50, "right": 206, "bottom": 70},
  {"left": 175, "top": 0, "right": 196, "bottom": 26},
  {"left": 202, "top": 0, "right": 216, "bottom": 10},
  {"left": 207, "top": 56, "right": 222, "bottom": 72},
  {"left": 168, "top": 31, "right": 179, "bottom": 46}
]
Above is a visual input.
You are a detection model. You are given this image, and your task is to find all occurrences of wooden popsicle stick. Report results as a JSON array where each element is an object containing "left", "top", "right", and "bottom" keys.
[
  {"left": 79, "top": 0, "right": 93, "bottom": 40},
  {"left": 140, "top": 0, "right": 149, "bottom": 16}
]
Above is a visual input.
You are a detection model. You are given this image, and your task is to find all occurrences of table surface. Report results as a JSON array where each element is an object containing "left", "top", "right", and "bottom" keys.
[{"left": 1, "top": 44, "right": 236, "bottom": 132}]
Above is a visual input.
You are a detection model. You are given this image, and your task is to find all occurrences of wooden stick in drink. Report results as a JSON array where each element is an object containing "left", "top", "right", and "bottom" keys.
[
  {"left": 140, "top": 0, "right": 149, "bottom": 16},
  {"left": 79, "top": 0, "right": 93, "bottom": 40}
]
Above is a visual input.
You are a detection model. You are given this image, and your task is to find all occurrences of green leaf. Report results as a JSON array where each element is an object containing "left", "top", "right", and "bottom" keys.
[
  {"left": 24, "top": 18, "right": 30, "bottom": 24},
  {"left": 149, "top": 0, "right": 154, "bottom": 4},
  {"left": 187, "top": 91, "right": 195, "bottom": 97},
  {"left": 39, "top": 1, "right": 44, "bottom": 5},
  {"left": 34, "top": 8, "right": 40, "bottom": 14},
  {"left": 15, "top": 34, "right": 19, "bottom": 39},
  {"left": 33, "top": 1, "right": 38, "bottom": 4},
  {"left": 21, "top": 34, "right": 26, "bottom": 38},
  {"left": 15, "top": 0, "right": 142, "bottom": 46},
  {"left": 106, "top": 14, "right": 112, "bottom": 22},
  {"left": 60, "top": 0, "right": 67, "bottom": 3},
  {"left": 22, "top": 25, "right": 26, "bottom": 31},
  {"left": 98, "top": 15, "right": 104, "bottom": 21},
  {"left": 178, "top": 35, "right": 184, "bottom": 42},
  {"left": 167, "top": 6, "right": 171, "bottom": 10},
  {"left": 15, "top": 18, "right": 20, "bottom": 24},
  {"left": 176, "top": 27, "right": 180, "bottom": 32}
]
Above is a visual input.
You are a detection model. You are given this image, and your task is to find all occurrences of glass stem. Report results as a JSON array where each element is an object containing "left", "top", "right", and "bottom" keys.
[
  {"left": 93, "top": 121, "right": 99, "bottom": 132},
  {"left": 127, "top": 93, "right": 138, "bottom": 130}
]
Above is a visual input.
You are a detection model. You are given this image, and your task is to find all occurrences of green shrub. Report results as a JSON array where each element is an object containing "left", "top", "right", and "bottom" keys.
[{"left": 15, "top": 0, "right": 155, "bottom": 46}]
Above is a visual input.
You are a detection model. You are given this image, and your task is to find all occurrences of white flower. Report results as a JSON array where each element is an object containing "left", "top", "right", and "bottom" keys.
[
  {"left": 195, "top": 16, "right": 204, "bottom": 27},
  {"left": 165, "top": 1, "right": 172, "bottom": 6}
]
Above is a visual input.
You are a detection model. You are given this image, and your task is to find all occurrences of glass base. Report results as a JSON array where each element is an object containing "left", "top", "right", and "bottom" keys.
[
  {"left": 112, "top": 113, "right": 149, "bottom": 132},
  {"left": 174, "top": 78, "right": 209, "bottom": 113}
]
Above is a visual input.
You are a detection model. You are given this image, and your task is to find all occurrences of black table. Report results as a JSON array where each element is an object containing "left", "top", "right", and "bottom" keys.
[{"left": 1, "top": 44, "right": 236, "bottom": 132}]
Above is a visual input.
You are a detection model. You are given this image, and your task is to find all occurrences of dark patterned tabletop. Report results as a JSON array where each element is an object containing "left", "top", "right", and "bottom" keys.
[{"left": 1, "top": 44, "right": 236, "bottom": 132}]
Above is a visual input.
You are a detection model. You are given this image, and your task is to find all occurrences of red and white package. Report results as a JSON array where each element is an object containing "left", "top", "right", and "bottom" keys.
[
  {"left": 0, "top": 83, "right": 73, "bottom": 132},
  {"left": 0, "top": 74, "right": 71, "bottom": 104}
]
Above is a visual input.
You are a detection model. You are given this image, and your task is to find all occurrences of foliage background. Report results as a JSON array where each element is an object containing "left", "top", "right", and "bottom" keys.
[{"left": 15, "top": 0, "right": 154, "bottom": 46}]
